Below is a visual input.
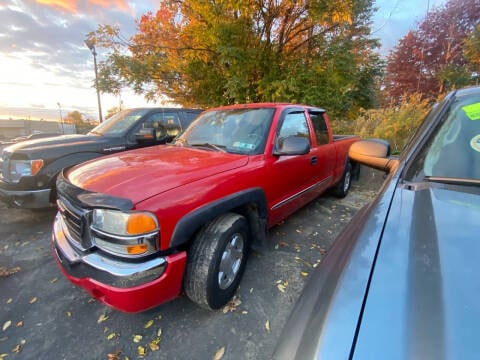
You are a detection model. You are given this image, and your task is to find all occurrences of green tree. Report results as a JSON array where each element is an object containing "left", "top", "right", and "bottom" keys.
[{"left": 87, "top": 0, "right": 382, "bottom": 120}]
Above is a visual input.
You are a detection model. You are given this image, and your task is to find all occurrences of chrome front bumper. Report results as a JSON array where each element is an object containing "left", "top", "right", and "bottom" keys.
[{"left": 52, "top": 212, "right": 167, "bottom": 288}]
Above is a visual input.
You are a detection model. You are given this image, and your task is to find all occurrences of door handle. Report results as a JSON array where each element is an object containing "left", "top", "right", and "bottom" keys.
[{"left": 310, "top": 156, "right": 318, "bottom": 165}]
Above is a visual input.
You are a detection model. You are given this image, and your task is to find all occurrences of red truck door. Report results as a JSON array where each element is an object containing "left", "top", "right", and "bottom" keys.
[
  {"left": 306, "top": 110, "right": 336, "bottom": 194},
  {"left": 267, "top": 108, "right": 325, "bottom": 225}
]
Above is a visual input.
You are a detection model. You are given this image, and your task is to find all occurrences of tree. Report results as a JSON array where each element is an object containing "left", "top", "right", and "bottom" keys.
[
  {"left": 64, "top": 111, "right": 84, "bottom": 125},
  {"left": 385, "top": 0, "right": 480, "bottom": 103},
  {"left": 464, "top": 24, "right": 480, "bottom": 76},
  {"left": 106, "top": 106, "right": 121, "bottom": 119},
  {"left": 87, "top": 0, "right": 382, "bottom": 120}
]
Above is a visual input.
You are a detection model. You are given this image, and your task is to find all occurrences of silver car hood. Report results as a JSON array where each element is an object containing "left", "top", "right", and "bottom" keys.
[{"left": 353, "top": 183, "right": 480, "bottom": 359}]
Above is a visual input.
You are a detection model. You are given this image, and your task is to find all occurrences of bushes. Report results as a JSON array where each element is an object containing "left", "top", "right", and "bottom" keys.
[{"left": 352, "top": 93, "right": 431, "bottom": 154}]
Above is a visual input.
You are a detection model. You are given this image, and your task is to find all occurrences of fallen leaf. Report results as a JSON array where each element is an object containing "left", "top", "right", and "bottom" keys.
[
  {"left": 0, "top": 266, "right": 21, "bottom": 277},
  {"left": 157, "top": 328, "right": 162, "bottom": 338},
  {"left": 12, "top": 344, "right": 22, "bottom": 353},
  {"left": 148, "top": 341, "right": 160, "bottom": 351},
  {"left": 20, "top": 340, "right": 25, "bottom": 345},
  {"left": 6, "top": 299, "right": 12, "bottom": 304},
  {"left": 249, "top": 288, "right": 253, "bottom": 293},
  {"left": 0, "top": 354, "right": 8, "bottom": 359},
  {"left": 213, "top": 346, "right": 225, "bottom": 360},
  {"left": 97, "top": 314, "right": 109, "bottom": 324},
  {"left": 144, "top": 320, "right": 154, "bottom": 329},
  {"left": 106, "top": 332, "right": 117, "bottom": 340},
  {"left": 66, "top": 312, "right": 72, "bottom": 317},
  {"left": 222, "top": 297, "right": 241, "bottom": 313},
  {"left": 265, "top": 320, "right": 270, "bottom": 332},
  {"left": 137, "top": 345, "right": 146, "bottom": 356},
  {"left": 107, "top": 350, "right": 121, "bottom": 360},
  {"left": 2, "top": 321, "right": 11, "bottom": 332},
  {"left": 242, "top": 311, "right": 248, "bottom": 315},
  {"left": 301, "top": 272, "right": 308, "bottom": 277},
  {"left": 277, "top": 284, "right": 286, "bottom": 293},
  {"left": 49, "top": 277, "right": 58, "bottom": 284},
  {"left": 29, "top": 297, "right": 37, "bottom": 304},
  {"left": 133, "top": 334, "right": 143, "bottom": 343},
  {"left": 15, "top": 321, "right": 23, "bottom": 327}
]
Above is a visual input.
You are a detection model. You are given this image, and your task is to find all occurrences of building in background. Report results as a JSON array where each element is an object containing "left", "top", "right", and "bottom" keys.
[{"left": 0, "top": 118, "right": 75, "bottom": 141}]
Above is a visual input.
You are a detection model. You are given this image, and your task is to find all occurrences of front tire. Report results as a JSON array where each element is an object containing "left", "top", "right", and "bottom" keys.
[
  {"left": 333, "top": 162, "right": 352, "bottom": 198},
  {"left": 184, "top": 213, "right": 249, "bottom": 310}
]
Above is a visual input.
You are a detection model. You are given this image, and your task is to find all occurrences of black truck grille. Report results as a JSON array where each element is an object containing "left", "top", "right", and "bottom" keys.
[{"left": 57, "top": 195, "right": 90, "bottom": 248}]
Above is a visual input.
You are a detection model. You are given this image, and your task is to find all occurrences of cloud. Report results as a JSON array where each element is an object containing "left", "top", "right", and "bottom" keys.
[
  {"left": 35, "top": 0, "right": 77, "bottom": 13},
  {"left": 34, "top": 0, "right": 131, "bottom": 14}
]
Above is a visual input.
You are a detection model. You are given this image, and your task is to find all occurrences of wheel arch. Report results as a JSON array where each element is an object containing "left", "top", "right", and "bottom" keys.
[
  {"left": 169, "top": 188, "right": 268, "bottom": 251},
  {"left": 39, "top": 152, "right": 104, "bottom": 203}
]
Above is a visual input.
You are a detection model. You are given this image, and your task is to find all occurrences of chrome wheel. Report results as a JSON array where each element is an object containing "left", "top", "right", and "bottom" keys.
[
  {"left": 343, "top": 169, "right": 351, "bottom": 193},
  {"left": 218, "top": 233, "right": 245, "bottom": 289}
]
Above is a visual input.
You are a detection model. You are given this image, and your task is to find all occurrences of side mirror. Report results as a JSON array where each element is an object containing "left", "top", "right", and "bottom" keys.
[
  {"left": 274, "top": 136, "right": 310, "bottom": 156},
  {"left": 135, "top": 128, "right": 156, "bottom": 142},
  {"left": 349, "top": 139, "right": 398, "bottom": 172}
]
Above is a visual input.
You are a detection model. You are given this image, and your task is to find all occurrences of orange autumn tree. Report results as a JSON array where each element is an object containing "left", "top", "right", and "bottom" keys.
[{"left": 87, "top": 0, "right": 381, "bottom": 119}]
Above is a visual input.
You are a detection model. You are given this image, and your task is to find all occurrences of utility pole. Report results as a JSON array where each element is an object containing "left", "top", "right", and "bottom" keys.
[{"left": 84, "top": 39, "right": 103, "bottom": 123}]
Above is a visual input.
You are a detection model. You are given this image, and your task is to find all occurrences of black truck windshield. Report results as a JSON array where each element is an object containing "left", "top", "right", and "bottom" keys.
[{"left": 88, "top": 109, "right": 150, "bottom": 136}]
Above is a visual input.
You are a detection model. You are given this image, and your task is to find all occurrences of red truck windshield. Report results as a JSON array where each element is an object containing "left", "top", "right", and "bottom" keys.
[{"left": 175, "top": 108, "right": 275, "bottom": 155}]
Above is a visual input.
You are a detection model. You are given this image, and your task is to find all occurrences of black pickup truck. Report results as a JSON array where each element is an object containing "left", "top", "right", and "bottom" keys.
[{"left": 0, "top": 107, "right": 202, "bottom": 208}]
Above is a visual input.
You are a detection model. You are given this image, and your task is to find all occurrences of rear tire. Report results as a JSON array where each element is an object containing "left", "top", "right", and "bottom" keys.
[
  {"left": 333, "top": 162, "right": 352, "bottom": 198},
  {"left": 184, "top": 213, "right": 249, "bottom": 310}
]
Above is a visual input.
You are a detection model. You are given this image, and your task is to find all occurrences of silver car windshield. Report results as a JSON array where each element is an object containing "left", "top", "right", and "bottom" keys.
[
  {"left": 175, "top": 108, "right": 274, "bottom": 155},
  {"left": 407, "top": 93, "right": 480, "bottom": 182}
]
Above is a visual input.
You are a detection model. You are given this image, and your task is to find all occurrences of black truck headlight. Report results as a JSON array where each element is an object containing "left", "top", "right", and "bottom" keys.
[
  {"left": 91, "top": 209, "right": 159, "bottom": 257},
  {"left": 9, "top": 159, "right": 44, "bottom": 183}
]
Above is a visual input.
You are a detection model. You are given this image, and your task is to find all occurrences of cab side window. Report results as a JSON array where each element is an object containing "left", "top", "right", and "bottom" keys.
[
  {"left": 143, "top": 112, "right": 182, "bottom": 140},
  {"left": 276, "top": 111, "right": 310, "bottom": 148},
  {"left": 309, "top": 111, "right": 329, "bottom": 145}
]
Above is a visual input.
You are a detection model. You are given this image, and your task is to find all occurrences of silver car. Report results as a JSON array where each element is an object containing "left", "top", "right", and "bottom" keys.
[{"left": 274, "top": 86, "right": 480, "bottom": 359}]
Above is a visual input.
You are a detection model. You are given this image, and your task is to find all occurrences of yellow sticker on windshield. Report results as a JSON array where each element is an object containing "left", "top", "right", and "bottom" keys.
[
  {"left": 471, "top": 134, "right": 480, "bottom": 152},
  {"left": 463, "top": 103, "right": 480, "bottom": 120}
]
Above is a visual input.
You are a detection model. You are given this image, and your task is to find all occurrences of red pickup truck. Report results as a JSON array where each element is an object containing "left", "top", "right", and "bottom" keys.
[{"left": 52, "top": 103, "right": 359, "bottom": 312}]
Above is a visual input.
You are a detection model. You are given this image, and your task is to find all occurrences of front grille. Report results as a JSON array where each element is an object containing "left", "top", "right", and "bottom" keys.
[{"left": 57, "top": 195, "right": 90, "bottom": 249}]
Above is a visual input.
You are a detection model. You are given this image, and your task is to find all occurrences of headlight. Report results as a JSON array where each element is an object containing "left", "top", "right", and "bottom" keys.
[
  {"left": 91, "top": 209, "right": 159, "bottom": 257},
  {"left": 9, "top": 159, "right": 44, "bottom": 183}
]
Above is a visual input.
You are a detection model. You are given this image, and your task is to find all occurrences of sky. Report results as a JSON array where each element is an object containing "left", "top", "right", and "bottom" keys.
[{"left": 0, "top": 0, "right": 447, "bottom": 122}]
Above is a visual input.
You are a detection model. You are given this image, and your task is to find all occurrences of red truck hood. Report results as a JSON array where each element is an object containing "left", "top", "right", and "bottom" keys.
[{"left": 66, "top": 145, "right": 248, "bottom": 204}]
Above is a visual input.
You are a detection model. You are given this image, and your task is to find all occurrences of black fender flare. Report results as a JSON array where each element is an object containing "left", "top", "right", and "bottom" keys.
[{"left": 169, "top": 188, "right": 268, "bottom": 249}]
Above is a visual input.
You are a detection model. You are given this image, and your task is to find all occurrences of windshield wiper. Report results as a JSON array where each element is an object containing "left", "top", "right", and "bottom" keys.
[
  {"left": 189, "top": 143, "right": 227, "bottom": 152},
  {"left": 424, "top": 176, "right": 480, "bottom": 186}
]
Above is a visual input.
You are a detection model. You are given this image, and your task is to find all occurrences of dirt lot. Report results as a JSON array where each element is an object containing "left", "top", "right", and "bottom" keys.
[{"left": 0, "top": 168, "right": 384, "bottom": 360}]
